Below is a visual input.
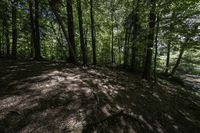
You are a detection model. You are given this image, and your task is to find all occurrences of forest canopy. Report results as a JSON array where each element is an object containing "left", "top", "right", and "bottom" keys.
[{"left": 0, "top": 0, "right": 200, "bottom": 79}]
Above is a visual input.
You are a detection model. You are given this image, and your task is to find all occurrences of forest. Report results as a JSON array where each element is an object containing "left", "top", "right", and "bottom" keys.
[{"left": 0, "top": 0, "right": 200, "bottom": 132}]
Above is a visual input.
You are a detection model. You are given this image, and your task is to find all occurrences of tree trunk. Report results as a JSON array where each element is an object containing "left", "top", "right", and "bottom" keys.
[
  {"left": 0, "top": 30, "right": 1, "bottom": 57},
  {"left": 165, "top": 13, "right": 175, "bottom": 74},
  {"left": 1, "top": 19, "right": 5, "bottom": 56},
  {"left": 5, "top": 14, "right": 10, "bottom": 57},
  {"left": 34, "top": 0, "right": 42, "bottom": 60},
  {"left": 131, "top": 0, "right": 140, "bottom": 70},
  {"left": 117, "top": 26, "right": 121, "bottom": 64},
  {"left": 153, "top": 15, "right": 160, "bottom": 82},
  {"left": 124, "top": 29, "right": 128, "bottom": 67},
  {"left": 90, "top": 0, "right": 97, "bottom": 65},
  {"left": 3, "top": 4, "right": 10, "bottom": 57},
  {"left": 84, "top": 28, "right": 88, "bottom": 51},
  {"left": 66, "top": 0, "right": 76, "bottom": 63},
  {"left": 49, "top": 0, "right": 76, "bottom": 63},
  {"left": 11, "top": 0, "right": 17, "bottom": 59},
  {"left": 29, "top": 0, "right": 35, "bottom": 58},
  {"left": 111, "top": 10, "right": 114, "bottom": 64},
  {"left": 0, "top": 20, "right": 2, "bottom": 57},
  {"left": 77, "top": 0, "right": 87, "bottom": 65},
  {"left": 170, "top": 43, "right": 187, "bottom": 76},
  {"left": 142, "top": 0, "right": 156, "bottom": 80},
  {"left": 165, "top": 42, "right": 170, "bottom": 74}
]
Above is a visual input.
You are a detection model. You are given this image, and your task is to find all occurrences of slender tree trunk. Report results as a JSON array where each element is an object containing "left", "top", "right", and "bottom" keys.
[
  {"left": 170, "top": 43, "right": 187, "bottom": 76},
  {"left": 117, "top": 26, "right": 121, "bottom": 64},
  {"left": 29, "top": 0, "right": 36, "bottom": 58},
  {"left": 124, "top": 29, "right": 128, "bottom": 67},
  {"left": 49, "top": 0, "right": 76, "bottom": 63},
  {"left": 59, "top": 25, "right": 66, "bottom": 60},
  {"left": 84, "top": 28, "right": 88, "bottom": 50},
  {"left": 131, "top": 0, "right": 140, "bottom": 70},
  {"left": 3, "top": 4, "right": 10, "bottom": 57},
  {"left": 90, "top": 0, "right": 97, "bottom": 65},
  {"left": 0, "top": 20, "right": 2, "bottom": 57},
  {"left": 66, "top": 0, "right": 76, "bottom": 63},
  {"left": 111, "top": 10, "right": 114, "bottom": 64},
  {"left": 34, "top": 0, "right": 42, "bottom": 60},
  {"left": 2, "top": 19, "right": 5, "bottom": 56},
  {"left": 142, "top": 0, "right": 156, "bottom": 80},
  {"left": 5, "top": 14, "right": 10, "bottom": 57},
  {"left": 77, "top": 0, "right": 87, "bottom": 65},
  {"left": 0, "top": 31, "right": 1, "bottom": 57},
  {"left": 131, "top": 44, "right": 136, "bottom": 69},
  {"left": 118, "top": 39, "right": 121, "bottom": 64},
  {"left": 153, "top": 15, "right": 160, "bottom": 82},
  {"left": 165, "top": 13, "right": 174, "bottom": 74},
  {"left": 142, "top": 48, "right": 146, "bottom": 68},
  {"left": 11, "top": 0, "right": 17, "bottom": 59},
  {"left": 165, "top": 42, "right": 170, "bottom": 74}
]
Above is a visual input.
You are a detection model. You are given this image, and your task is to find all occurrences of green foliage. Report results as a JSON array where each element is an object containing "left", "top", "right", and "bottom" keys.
[{"left": 0, "top": 0, "right": 199, "bottom": 75}]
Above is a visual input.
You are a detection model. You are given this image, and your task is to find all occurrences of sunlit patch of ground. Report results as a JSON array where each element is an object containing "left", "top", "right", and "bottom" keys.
[
  {"left": 182, "top": 74, "right": 200, "bottom": 90},
  {"left": 0, "top": 60, "right": 200, "bottom": 133}
]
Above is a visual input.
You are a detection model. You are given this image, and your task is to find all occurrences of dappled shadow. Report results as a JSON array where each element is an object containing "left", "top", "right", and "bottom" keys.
[{"left": 0, "top": 60, "right": 200, "bottom": 133}]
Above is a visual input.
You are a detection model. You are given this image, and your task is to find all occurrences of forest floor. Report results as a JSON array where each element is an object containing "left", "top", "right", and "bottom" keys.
[{"left": 0, "top": 59, "right": 200, "bottom": 133}]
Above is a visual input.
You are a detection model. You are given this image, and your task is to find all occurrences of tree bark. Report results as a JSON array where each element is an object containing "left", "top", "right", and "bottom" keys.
[
  {"left": 170, "top": 43, "right": 187, "bottom": 76},
  {"left": 1, "top": 19, "right": 5, "bottom": 56},
  {"left": 90, "top": 0, "right": 97, "bottom": 65},
  {"left": 11, "top": 0, "right": 18, "bottom": 59},
  {"left": 66, "top": 0, "right": 76, "bottom": 63},
  {"left": 34, "top": 0, "right": 42, "bottom": 60},
  {"left": 131, "top": 0, "right": 140, "bottom": 70},
  {"left": 49, "top": 0, "right": 76, "bottom": 63},
  {"left": 29, "top": 0, "right": 35, "bottom": 58},
  {"left": 165, "top": 42, "right": 170, "bottom": 74},
  {"left": 4, "top": 12, "right": 10, "bottom": 57},
  {"left": 165, "top": 13, "right": 175, "bottom": 74},
  {"left": 124, "top": 29, "right": 128, "bottom": 67},
  {"left": 117, "top": 25, "right": 121, "bottom": 64},
  {"left": 77, "top": 0, "right": 87, "bottom": 65},
  {"left": 3, "top": 3, "right": 10, "bottom": 57},
  {"left": 142, "top": 0, "right": 156, "bottom": 80},
  {"left": 153, "top": 15, "right": 160, "bottom": 82},
  {"left": 0, "top": 30, "right": 1, "bottom": 57},
  {"left": 111, "top": 10, "right": 114, "bottom": 64}
]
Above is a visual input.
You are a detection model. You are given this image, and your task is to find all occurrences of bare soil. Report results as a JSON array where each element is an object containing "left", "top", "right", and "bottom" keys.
[{"left": 0, "top": 60, "right": 199, "bottom": 133}]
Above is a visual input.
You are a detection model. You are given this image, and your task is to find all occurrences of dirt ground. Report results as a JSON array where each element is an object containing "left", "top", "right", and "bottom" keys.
[{"left": 0, "top": 60, "right": 200, "bottom": 133}]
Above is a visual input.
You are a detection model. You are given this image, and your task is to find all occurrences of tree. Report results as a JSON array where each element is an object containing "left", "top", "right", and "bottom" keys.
[
  {"left": 66, "top": 0, "right": 76, "bottom": 63},
  {"left": 29, "top": 0, "right": 36, "bottom": 58},
  {"left": 34, "top": 0, "right": 42, "bottom": 60},
  {"left": 123, "top": 28, "right": 129, "bottom": 67},
  {"left": 3, "top": 1, "right": 10, "bottom": 57},
  {"left": 5, "top": 21, "right": 10, "bottom": 57},
  {"left": 170, "top": 25, "right": 199, "bottom": 76},
  {"left": 164, "top": 13, "right": 175, "bottom": 74},
  {"left": 49, "top": 0, "right": 76, "bottom": 63},
  {"left": 11, "top": 0, "right": 18, "bottom": 59},
  {"left": 111, "top": 1, "right": 114, "bottom": 64},
  {"left": 77, "top": 0, "right": 87, "bottom": 65},
  {"left": 90, "top": 0, "right": 97, "bottom": 65},
  {"left": 142, "top": 0, "right": 156, "bottom": 80},
  {"left": 0, "top": 29, "right": 1, "bottom": 57},
  {"left": 153, "top": 15, "right": 160, "bottom": 82},
  {"left": 131, "top": 0, "right": 140, "bottom": 70}
]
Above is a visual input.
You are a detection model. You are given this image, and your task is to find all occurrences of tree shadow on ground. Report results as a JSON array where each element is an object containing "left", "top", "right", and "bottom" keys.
[{"left": 0, "top": 60, "right": 200, "bottom": 133}]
